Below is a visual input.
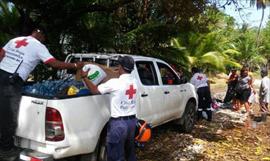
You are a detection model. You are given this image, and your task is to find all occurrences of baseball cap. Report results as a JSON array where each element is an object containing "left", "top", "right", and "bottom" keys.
[{"left": 118, "top": 56, "right": 134, "bottom": 72}]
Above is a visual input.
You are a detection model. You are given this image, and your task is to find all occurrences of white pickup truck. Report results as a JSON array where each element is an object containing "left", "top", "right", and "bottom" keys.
[{"left": 16, "top": 53, "right": 198, "bottom": 161}]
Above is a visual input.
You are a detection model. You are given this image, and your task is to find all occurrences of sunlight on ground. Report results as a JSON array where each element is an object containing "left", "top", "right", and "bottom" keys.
[{"left": 209, "top": 73, "right": 227, "bottom": 94}]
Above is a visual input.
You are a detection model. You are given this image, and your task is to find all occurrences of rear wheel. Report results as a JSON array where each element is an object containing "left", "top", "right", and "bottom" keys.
[
  {"left": 180, "top": 101, "right": 196, "bottom": 133},
  {"left": 97, "top": 135, "right": 107, "bottom": 161},
  {"left": 79, "top": 134, "right": 107, "bottom": 161},
  {"left": 79, "top": 146, "right": 98, "bottom": 161}
]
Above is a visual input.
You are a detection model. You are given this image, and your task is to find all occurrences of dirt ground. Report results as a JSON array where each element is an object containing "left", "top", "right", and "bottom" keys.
[{"left": 137, "top": 76, "right": 270, "bottom": 161}]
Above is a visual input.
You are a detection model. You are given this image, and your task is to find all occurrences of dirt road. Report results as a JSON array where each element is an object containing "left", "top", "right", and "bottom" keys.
[
  {"left": 137, "top": 77, "right": 270, "bottom": 161},
  {"left": 136, "top": 107, "right": 270, "bottom": 161}
]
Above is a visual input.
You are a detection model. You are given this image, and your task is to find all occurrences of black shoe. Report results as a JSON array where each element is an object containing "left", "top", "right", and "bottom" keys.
[
  {"left": 0, "top": 147, "right": 22, "bottom": 159},
  {"left": 197, "top": 111, "right": 203, "bottom": 121},
  {"left": 206, "top": 110, "right": 212, "bottom": 121}
]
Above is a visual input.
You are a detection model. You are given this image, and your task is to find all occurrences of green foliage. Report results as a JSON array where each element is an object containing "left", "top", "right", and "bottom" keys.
[
  {"left": 260, "top": 21, "right": 270, "bottom": 65},
  {"left": 170, "top": 7, "right": 243, "bottom": 73},
  {"left": 232, "top": 27, "right": 266, "bottom": 70},
  {"left": 0, "top": 0, "right": 269, "bottom": 79},
  {"left": 0, "top": 1, "right": 20, "bottom": 46}
]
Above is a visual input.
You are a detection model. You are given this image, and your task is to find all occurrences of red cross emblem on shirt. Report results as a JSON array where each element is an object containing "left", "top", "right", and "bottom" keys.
[
  {"left": 125, "top": 85, "right": 136, "bottom": 99},
  {"left": 197, "top": 75, "right": 203, "bottom": 80},
  {"left": 15, "top": 38, "right": 29, "bottom": 48}
]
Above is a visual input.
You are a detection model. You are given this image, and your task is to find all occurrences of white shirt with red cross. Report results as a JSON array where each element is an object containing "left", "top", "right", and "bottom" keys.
[
  {"left": 0, "top": 36, "right": 55, "bottom": 80},
  {"left": 190, "top": 72, "right": 208, "bottom": 89},
  {"left": 98, "top": 73, "right": 138, "bottom": 118}
]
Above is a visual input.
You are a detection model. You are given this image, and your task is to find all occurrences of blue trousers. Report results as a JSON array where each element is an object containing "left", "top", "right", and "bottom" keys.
[{"left": 106, "top": 117, "right": 137, "bottom": 161}]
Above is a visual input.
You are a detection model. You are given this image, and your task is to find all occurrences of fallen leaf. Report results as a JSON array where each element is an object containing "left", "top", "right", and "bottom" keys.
[
  {"left": 262, "top": 157, "right": 270, "bottom": 161},
  {"left": 255, "top": 146, "right": 263, "bottom": 155}
]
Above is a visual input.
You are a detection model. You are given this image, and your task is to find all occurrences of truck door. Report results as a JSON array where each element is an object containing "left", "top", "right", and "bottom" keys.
[
  {"left": 135, "top": 61, "right": 165, "bottom": 126},
  {"left": 156, "top": 62, "right": 185, "bottom": 119}
]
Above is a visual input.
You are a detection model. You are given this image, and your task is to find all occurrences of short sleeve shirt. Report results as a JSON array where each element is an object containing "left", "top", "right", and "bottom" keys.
[
  {"left": 98, "top": 74, "right": 138, "bottom": 118},
  {"left": 237, "top": 76, "right": 252, "bottom": 90},
  {"left": 190, "top": 72, "right": 208, "bottom": 89},
  {"left": 0, "top": 36, "right": 54, "bottom": 80},
  {"left": 259, "top": 76, "right": 270, "bottom": 103}
]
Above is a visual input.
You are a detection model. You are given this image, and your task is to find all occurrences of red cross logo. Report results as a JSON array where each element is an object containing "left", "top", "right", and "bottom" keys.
[
  {"left": 197, "top": 75, "right": 203, "bottom": 80},
  {"left": 125, "top": 85, "right": 136, "bottom": 99},
  {"left": 15, "top": 38, "right": 28, "bottom": 48}
]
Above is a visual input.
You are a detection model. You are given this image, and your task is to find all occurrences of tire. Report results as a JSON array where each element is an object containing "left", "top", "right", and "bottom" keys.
[
  {"left": 79, "top": 135, "right": 107, "bottom": 161},
  {"left": 97, "top": 135, "right": 107, "bottom": 161},
  {"left": 180, "top": 101, "right": 196, "bottom": 133},
  {"left": 79, "top": 148, "right": 98, "bottom": 161}
]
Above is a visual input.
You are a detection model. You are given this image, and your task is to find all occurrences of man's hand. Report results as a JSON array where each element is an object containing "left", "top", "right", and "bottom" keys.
[
  {"left": 81, "top": 67, "right": 90, "bottom": 78},
  {"left": 80, "top": 67, "right": 101, "bottom": 95},
  {"left": 0, "top": 48, "right": 5, "bottom": 62}
]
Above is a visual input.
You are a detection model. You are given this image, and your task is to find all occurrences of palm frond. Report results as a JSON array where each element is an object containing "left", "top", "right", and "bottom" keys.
[{"left": 200, "top": 51, "right": 225, "bottom": 70}]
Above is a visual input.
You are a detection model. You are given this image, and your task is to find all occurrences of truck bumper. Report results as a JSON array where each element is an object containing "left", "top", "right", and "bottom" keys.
[{"left": 19, "top": 149, "right": 53, "bottom": 161}]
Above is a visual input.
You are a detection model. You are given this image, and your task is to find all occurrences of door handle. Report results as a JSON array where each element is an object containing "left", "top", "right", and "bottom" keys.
[
  {"left": 141, "top": 94, "right": 148, "bottom": 97},
  {"left": 164, "top": 91, "right": 170, "bottom": 94}
]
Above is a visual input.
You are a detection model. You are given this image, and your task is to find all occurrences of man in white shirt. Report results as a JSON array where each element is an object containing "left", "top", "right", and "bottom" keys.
[
  {"left": 81, "top": 56, "right": 138, "bottom": 161},
  {"left": 190, "top": 67, "right": 212, "bottom": 121},
  {"left": 0, "top": 28, "right": 83, "bottom": 157},
  {"left": 259, "top": 68, "right": 270, "bottom": 115}
]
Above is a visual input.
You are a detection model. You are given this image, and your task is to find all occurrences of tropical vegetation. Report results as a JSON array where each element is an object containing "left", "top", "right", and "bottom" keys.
[{"left": 1, "top": 0, "right": 270, "bottom": 79}]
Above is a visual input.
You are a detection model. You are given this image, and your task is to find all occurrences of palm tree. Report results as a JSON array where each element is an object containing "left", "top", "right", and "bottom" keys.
[
  {"left": 250, "top": 0, "right": 270, "bottom": 47},
  {"left": 170, "top": 8, "right": 242, "bottom": 73}
]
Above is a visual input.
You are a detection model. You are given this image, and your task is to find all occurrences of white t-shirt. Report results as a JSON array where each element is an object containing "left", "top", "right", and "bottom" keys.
[
  {"left": 259, "top": 76, "right": 270, "bottom": 103},
  {"left": 1, "top": 36, "right": 54, "bottom": 80},
  {"left": 98, "top": 74, "right": 138, "bottom": 118},
  {"left": 190, "top": 72, "right": 208, "bottom": 89}
]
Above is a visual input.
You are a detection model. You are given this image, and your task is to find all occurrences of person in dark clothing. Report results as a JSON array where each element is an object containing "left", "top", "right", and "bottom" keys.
[
  {"left": 190, "top": 67, "right": 212, "bottom": 121},
  {"left": 223, "top": 68, "right": 238, "bottom": 105},
  {"left": 0, "top": 28, "right": 83, "bottom": 158}
]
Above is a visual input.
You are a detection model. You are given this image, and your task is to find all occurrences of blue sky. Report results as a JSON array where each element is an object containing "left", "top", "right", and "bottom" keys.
[{"left": 221, "top": 1, "right": 270, "bottom": 28}]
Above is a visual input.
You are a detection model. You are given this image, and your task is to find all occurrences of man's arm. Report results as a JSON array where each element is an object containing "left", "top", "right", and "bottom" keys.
[
  {"left": 80, "top": 68, "right": 100, "bottom": 94},
  {"left": 46, "top": 59, "right": 83, "bottom": 70},
  {"left": 82, "top": 77, "right": 100, "bottom": 95},
  {"left": 0, "top": 48, "right": 5, "bottom": 62}
]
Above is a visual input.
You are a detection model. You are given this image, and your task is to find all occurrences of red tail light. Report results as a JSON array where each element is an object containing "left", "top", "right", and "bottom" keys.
[
  {"left": 30, "top": 157, "right": 43, "bottom": 161},
  {"left": 45, "top": 107, "right": 65, "bottom": 141}
]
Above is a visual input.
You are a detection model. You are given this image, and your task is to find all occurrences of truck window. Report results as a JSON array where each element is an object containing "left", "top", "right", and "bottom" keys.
[
  {"left": 157, "top": 62, "right": 180, "bottom": 85},
  {"left": 136, "top": 61, "right": 158, "bottom": 86}
]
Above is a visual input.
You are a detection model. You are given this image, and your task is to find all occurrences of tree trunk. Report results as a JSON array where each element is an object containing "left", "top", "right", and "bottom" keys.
[{"left": 256, "top": 5, "right": 265, "bottom": 47}]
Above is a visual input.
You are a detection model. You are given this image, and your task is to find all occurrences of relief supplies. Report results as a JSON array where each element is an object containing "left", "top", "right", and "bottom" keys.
[{"left": 82, "top": 64, "right": 107, "bottom": 85}]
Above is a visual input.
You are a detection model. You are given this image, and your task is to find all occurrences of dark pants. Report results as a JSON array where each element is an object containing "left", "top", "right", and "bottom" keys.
[
  {"left": 106, "top": 116, "right": 137, "bottom": 161},
  {"left": 223, "top": 85, "right": 236, "bottom": 103},
  {"left": 0, "top": 70, "right": 23, "bottom": 151},
  {"left": 197, "top": 86, "right": 212, "bottom": 121},
  {"left": 236, "top": 88, "right": 251, "bottom": 102}
]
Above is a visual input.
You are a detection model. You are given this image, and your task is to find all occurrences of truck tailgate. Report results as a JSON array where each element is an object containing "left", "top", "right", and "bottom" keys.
[{"left": 16, "top": 96, "right": 48, "bottom": 143}]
